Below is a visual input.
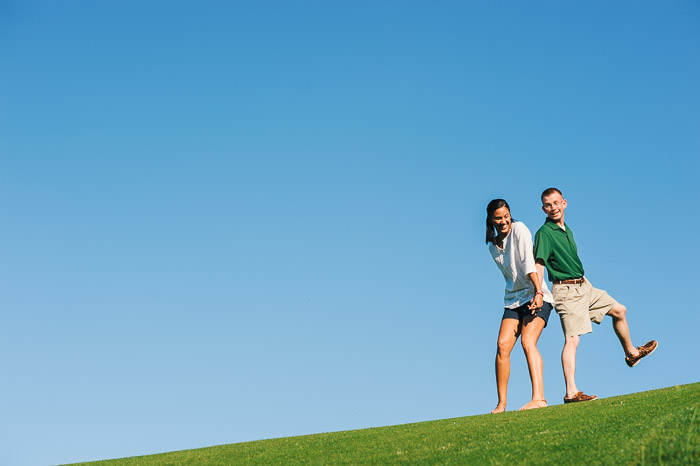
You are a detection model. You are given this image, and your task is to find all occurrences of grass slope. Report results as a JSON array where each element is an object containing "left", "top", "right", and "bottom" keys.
[{"left": 72, "top": 382, "right": 700, "bottom": 465}]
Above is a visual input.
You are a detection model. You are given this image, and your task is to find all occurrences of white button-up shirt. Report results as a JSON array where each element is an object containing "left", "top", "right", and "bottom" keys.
[{"left": 489, "top": 221, "right": 553, "bottom": 309}]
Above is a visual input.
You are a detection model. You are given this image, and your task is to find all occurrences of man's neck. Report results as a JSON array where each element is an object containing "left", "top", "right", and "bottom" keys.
[{"left": 548, "top": 216, "right": 566, "bottom": 229}]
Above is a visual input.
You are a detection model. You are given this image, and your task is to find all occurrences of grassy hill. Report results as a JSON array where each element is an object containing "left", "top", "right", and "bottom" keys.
[{"left": 71, "top": 382, "right": 700, "bottom": 465}]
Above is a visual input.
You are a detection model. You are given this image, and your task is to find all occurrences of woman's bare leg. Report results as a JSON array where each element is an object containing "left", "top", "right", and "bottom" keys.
[
  {"left": 492, "top": 318, "right": 520, "bottom": 413},
  {"left": 518, "top": 315, "right": 548, "bottom": 410}
]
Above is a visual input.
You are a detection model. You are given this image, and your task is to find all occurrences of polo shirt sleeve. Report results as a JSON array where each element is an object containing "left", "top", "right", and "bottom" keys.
[{"left": 533, "top": 227, "right": 551, "bottom": 264}]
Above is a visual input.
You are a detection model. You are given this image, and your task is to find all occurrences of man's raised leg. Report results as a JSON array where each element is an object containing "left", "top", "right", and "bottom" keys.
[
  {"left": 608, "top": 302, "right": 659, "bottom": 367},
  {"left": 606, "top": 303, "right": 639, "bottom": 359}
]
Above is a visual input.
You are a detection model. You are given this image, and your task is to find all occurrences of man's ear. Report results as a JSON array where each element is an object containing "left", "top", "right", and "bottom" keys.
[{"left": 541, "top": 205, "right": 547, "bottom": 214}]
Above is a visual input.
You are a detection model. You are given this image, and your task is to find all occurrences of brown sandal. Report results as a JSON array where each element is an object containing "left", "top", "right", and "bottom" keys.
[{"left": 564, "top": 392, "right": 597, "bottom": 403}]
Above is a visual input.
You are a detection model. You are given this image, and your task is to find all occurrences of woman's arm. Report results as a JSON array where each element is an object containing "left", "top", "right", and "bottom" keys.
[
  {"left": 512, "top": 224, "right": 542, "bottom": 312},
  {"left": 527, "top": 271, "right": 544, "bottom": 312}
]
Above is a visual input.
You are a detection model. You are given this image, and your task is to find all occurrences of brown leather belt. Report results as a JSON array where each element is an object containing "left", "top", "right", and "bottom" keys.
[{"left": 552, "top": 277, "right": 585, "bottom": 285}]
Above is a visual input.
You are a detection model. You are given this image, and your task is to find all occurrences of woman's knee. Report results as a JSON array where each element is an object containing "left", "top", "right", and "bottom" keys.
[
  {"left": 520, "top": 320, "right": 544, "bottom": 351},
  {"left": 497, "top": 338, "right": 515, "bottom": 356},
  {"left": 521, "top": 335, "right": 538, "bottom": 352}
]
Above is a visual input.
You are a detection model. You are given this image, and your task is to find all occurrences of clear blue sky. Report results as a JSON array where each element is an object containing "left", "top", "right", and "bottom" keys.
[{"left": 1, "top": 1, "right": 698, "bottom": 465}]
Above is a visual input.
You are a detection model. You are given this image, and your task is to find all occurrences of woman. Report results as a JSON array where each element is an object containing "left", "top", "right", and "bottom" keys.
[{"left": 486, "top": 199, "right": 554, "bottom": 412}]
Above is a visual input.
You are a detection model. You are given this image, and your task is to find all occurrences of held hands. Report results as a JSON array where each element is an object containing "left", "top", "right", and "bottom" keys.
[{"left": 528, "top": 293, "right": 544, "bottom": 313}]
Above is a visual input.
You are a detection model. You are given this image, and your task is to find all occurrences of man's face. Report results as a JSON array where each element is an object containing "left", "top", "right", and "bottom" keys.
[
  {"left": 542, "top": 192, "right": 567, "bottom": 223},
  {"left": 491, "top": 206, "right": 512, "bottom": 237}
]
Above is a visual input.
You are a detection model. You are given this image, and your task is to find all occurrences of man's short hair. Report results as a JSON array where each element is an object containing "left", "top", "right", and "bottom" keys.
[{"left": 541, "top": 187, "right": 563, "bottom": 202}]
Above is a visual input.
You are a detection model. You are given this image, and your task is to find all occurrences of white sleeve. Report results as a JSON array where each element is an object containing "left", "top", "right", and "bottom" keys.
[{"left": 514, "top": 223, "right": 537, "bottom": 276}]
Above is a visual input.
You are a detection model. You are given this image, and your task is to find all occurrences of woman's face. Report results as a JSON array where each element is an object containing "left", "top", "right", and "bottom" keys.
[{"left": 491, "top": 206, "right": 512, "bottom": 237}]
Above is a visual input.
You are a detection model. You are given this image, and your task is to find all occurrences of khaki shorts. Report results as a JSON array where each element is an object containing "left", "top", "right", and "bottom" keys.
[{"left": 552, "top": 279, "right": 618, "bottom": 338}]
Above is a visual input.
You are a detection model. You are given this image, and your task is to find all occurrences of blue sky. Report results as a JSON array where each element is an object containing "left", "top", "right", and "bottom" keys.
[{"left": 1, "top": 1, "right": 699, "bottom": 465}]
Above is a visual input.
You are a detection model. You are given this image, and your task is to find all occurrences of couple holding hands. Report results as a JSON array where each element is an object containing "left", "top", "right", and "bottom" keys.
[{"left": 486, "top": 188, "right": 657, "bottom": 413}]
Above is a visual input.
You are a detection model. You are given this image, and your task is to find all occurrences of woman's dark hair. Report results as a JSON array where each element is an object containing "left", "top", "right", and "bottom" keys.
[{"left": 486, "top": 199, "right": 510, "bottom": 245}]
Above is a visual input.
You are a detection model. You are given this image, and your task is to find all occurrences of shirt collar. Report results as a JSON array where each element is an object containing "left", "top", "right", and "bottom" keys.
[{"left": 543, "top": 218, "right": 567, "bottom": 231}]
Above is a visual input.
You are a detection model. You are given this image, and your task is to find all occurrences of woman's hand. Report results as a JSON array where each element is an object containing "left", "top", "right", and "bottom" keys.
[
  {"left": 526, "top": 272, "right": 545, "bottom": 314},
  {"left": 528, "top": 294, "right": 543, "bottom": 313}
]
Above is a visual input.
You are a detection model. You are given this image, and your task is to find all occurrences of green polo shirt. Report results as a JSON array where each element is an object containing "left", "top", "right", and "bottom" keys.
[{"left": 534, "top": 219, "right": 585, "bottom": 282}]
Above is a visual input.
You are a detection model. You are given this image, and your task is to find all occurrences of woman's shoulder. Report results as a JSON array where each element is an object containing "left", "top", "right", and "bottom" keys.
[{"left": 510, "top": 221, "right": 532, "bottom": 236}]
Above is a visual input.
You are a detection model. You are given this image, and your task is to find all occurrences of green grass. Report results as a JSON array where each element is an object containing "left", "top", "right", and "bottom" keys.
[{"left": 71, "top": 382, "right": 700, "bottom": 465}]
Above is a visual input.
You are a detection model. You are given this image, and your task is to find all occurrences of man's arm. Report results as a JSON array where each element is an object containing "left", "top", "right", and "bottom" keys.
[
  {"left": 535, "top": 259, "right": 547, "bottom": 287},
  {"left": 527, "top": 259, "right": 548, "bottom": 310}
]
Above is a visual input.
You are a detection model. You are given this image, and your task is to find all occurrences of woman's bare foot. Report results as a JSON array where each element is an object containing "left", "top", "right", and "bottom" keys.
[
  {"left": 491, "top": 404, "right": 506, "bottom": 414},
  {"left": 518, "top": 400, "right": 547, "bottom": 411}
]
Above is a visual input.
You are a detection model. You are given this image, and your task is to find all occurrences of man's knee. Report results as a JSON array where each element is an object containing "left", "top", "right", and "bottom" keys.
[
  {"left": 608, "top": 303, "right": 627, "bottom": 319},
  {"left": 564, "top": 335, "right": 579, "bottom": 348}
]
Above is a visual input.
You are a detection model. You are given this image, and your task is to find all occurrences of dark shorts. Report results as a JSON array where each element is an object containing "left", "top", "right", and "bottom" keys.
[{"left": 502, "top": 301, "right": 553, "bottom": 327}]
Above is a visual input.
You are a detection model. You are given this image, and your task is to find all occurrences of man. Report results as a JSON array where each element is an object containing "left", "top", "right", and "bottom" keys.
[{"left": 533, "top": 187, "right": 657, "bottom": 403}]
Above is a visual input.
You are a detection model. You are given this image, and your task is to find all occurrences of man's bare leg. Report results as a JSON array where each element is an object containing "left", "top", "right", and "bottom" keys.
[
  {"left": 562, "top": 334, "right": 580, "bottom": 399},
  {"left": 607, "top": 303, "right": 640, "bottom": 359},
  {"left": 492, "top": 319, "right": 520, "bottom": 413}
]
